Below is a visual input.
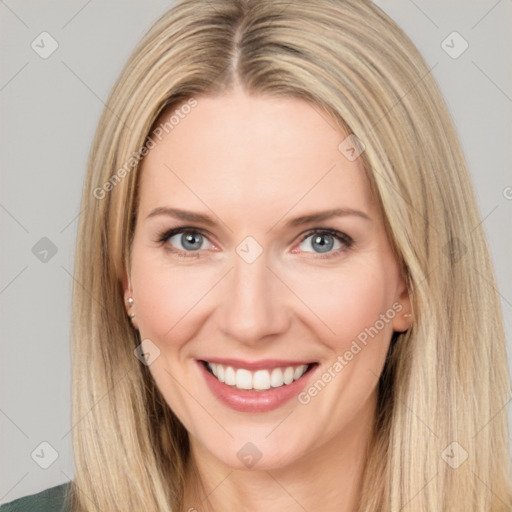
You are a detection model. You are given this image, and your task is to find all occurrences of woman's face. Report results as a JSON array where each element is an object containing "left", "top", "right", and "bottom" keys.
[{"left": 125, "top": 89, "right": 411, "bottom": 471}]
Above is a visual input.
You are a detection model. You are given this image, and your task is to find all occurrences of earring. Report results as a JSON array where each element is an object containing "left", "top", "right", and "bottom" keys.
[
  {"left": 403, "top": 313, "right": 413, "bottom": 328},
  {"left": 126, "top": 297, "right": 135, "bottom": 320}
]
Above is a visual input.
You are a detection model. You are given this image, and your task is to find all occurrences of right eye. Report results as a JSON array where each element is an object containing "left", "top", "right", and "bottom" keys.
[{"left": 157, "top": 227, "right": 215, "bottom": 258}]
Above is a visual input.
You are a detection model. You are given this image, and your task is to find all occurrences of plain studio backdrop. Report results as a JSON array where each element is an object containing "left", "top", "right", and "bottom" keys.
[{"left": 0, "top": 0, "right": 511, "bottom": 503}]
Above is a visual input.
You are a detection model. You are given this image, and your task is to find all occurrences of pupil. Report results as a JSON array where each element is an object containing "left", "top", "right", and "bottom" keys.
[
  {"left": 313, "top": 234, "right": 333, "bottom": 253},
  {"left": 182, "top": 232, "right": 202, "bottom": 250}
]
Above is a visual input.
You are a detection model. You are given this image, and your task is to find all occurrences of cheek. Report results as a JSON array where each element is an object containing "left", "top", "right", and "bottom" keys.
[
  {"left": 129, "top": 252, "right": 214, "bottom": 426},
  {"left": 291, "top": 259, "right": 399, "bottom": 353},
  {"left": 130, "top": 248, "right": 218, "bottom": 347}
]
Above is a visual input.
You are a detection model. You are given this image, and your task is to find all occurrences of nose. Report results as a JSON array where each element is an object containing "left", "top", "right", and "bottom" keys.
[{"left": 216, "top": 250, "right": 291, "bottom": 345}]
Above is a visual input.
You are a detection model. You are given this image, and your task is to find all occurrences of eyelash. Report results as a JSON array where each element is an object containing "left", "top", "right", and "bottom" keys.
[{"left": 156, "top": 227, "right": 354, "bottom": 260}]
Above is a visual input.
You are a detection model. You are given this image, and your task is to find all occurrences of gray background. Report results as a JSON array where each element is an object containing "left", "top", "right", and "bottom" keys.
[{"left": 1, "top": 0, "right": 511, "bottom": 503}]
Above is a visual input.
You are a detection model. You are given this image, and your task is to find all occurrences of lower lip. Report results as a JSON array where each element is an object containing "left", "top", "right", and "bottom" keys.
[{"left": 197, "top": 360, "right": 316, "bottom": 413}]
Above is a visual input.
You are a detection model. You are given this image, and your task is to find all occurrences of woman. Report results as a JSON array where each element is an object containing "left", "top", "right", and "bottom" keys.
[{"left": 4, "top": 0, "right": 510, "bottom": 510}]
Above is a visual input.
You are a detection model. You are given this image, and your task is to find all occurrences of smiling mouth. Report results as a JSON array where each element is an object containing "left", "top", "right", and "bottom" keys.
[{"left": 200, "top": 360, "right": 317, "bottom": 391}]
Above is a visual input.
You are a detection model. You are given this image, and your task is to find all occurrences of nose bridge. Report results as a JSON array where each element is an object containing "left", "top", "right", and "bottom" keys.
[{"left": 217, "top": 246, "right": 289, "bottom": 343}]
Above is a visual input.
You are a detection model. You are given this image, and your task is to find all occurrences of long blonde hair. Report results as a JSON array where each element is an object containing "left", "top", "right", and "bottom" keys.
[{"left": 70, "top": 0, "right": 511, "bottom": 510}]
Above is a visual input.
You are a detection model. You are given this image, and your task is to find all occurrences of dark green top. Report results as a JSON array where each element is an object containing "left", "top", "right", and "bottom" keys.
[{"left": 1, "top": 483, "right": 71, "bottom": 512}]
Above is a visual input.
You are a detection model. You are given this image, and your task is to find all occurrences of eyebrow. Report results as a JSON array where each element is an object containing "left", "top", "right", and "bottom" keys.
[
  {"left": 145, "top": 207, "right": 372, "bottom": 227},
  {"left": 284, "top": 208, "right": 372, "bottom": 226}
]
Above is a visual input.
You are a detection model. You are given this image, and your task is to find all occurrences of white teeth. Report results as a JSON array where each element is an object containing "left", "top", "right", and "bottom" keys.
[
  {"left": 216, "top": 364, "right": 225, "bottom": 383},
  {"left": 236, "top": 369, "right": 253, "bottom": 390},
  {"left": 270, "top": 368, "right": 284, "bottom": 387},
  {"left": 206, "top": 362, "right": 309, "bottom": 391},
  {"left": 225, "top": 366, "right": 236, "bottom": 386},
  {"left": 253, "top": 370, "right": 271, "bottom": 390},
  {"left": 283, "top": 367, "right": 294, "bottom": 385},
  {"left": 293, "top": 365, "right": 304, "bottom": 380}
]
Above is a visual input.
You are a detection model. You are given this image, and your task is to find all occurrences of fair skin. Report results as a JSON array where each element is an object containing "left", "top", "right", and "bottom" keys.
[{"left": 124, "top": 86, "right": 411, "bottom": 512}]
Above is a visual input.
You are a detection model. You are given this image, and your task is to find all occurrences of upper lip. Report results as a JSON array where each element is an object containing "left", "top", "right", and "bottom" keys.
[{"left": 199, "top": 358, "right": 315, "bottom": 370}]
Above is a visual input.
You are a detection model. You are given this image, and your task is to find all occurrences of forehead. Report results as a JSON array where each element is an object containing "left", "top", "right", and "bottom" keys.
[{"left": 138, "top": 91, "right": 375, "bottom": 219}]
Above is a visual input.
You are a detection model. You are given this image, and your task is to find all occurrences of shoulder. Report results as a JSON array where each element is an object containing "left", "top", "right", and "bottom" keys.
[{"left": 1, "top": 482, "right": 72, "bottom": 512}]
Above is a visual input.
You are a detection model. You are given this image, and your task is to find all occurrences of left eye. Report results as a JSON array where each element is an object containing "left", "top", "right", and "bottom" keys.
[{"left": 297, "top": 230, "right": 352, "bottom": 255}]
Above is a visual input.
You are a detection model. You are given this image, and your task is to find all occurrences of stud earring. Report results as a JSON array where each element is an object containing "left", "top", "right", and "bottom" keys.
[{"left": 126, "top": 297, "right": 135, "bottom": 321}]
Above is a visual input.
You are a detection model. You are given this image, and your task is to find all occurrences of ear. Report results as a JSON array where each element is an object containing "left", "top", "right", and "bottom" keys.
[{"left": 392, "top": 277, "right": 413, "bottom": 333}]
